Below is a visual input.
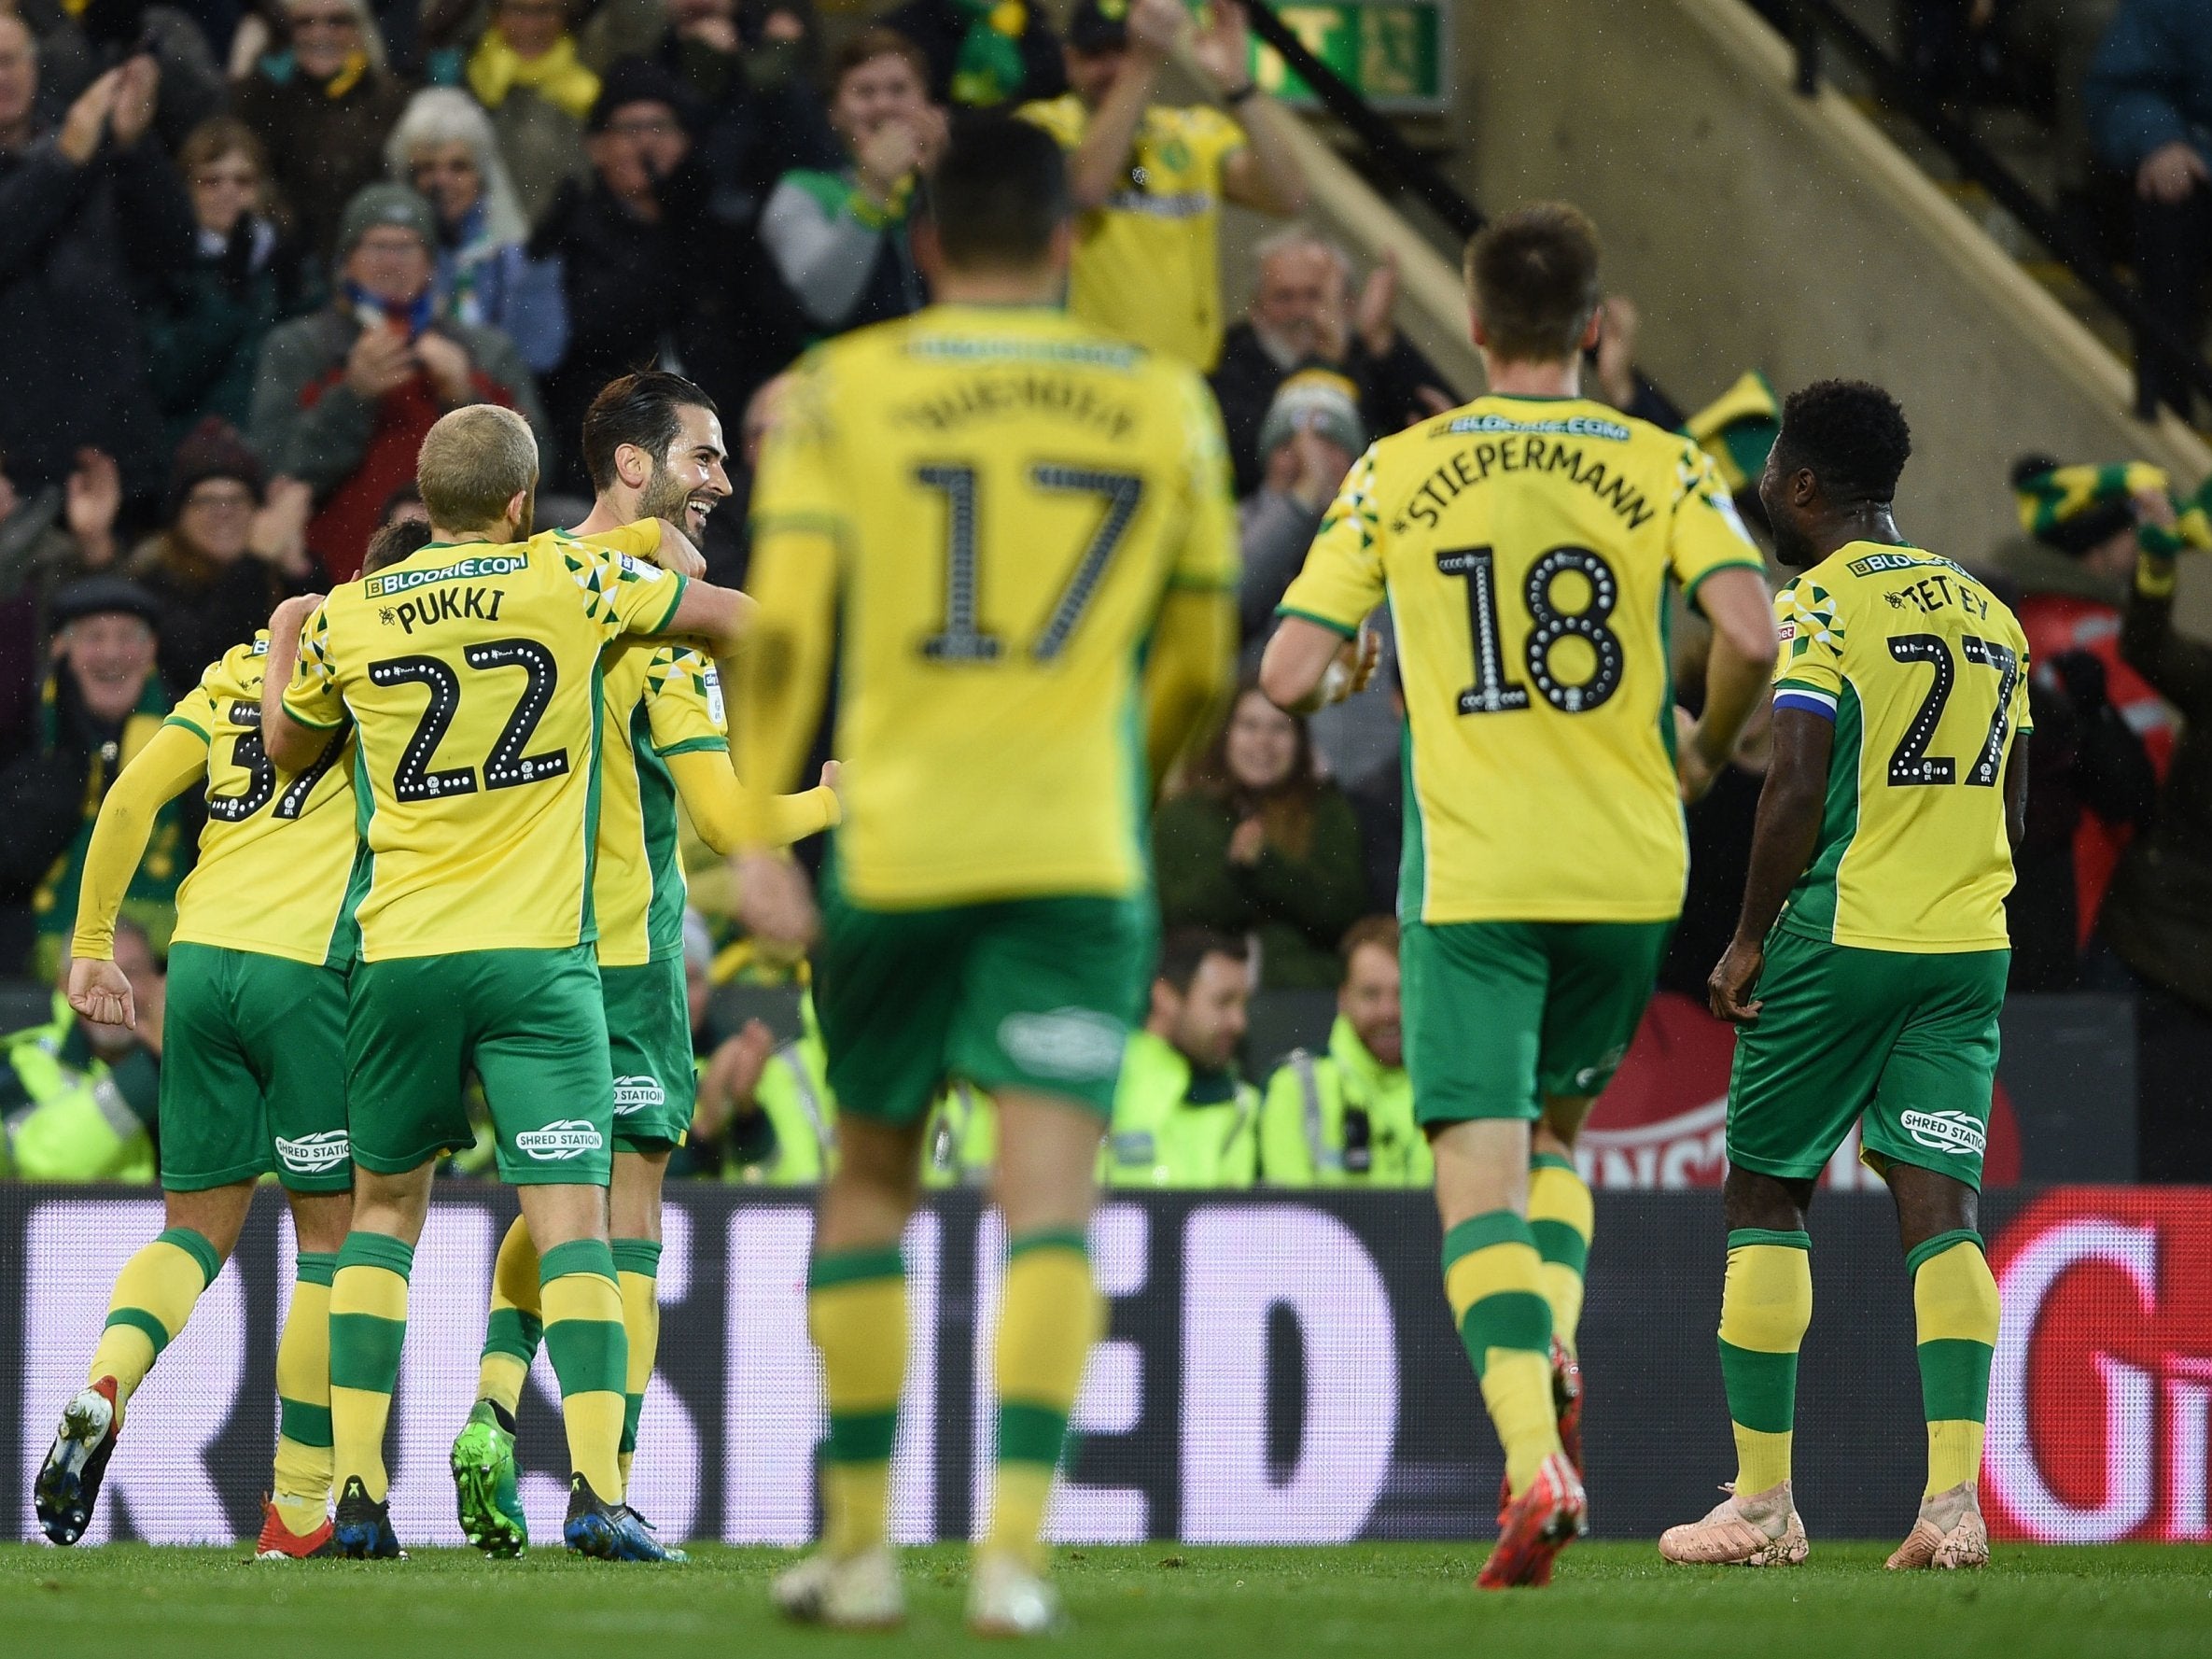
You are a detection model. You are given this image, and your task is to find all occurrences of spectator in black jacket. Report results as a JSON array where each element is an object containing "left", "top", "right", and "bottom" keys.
[
  {"left": 0, "top": 35, "right": 193, "bottom": 508},
  {"left": 126, "top": 419, "right": 315, "bottom": 693},
  {"left": 1211, "top": 227, "right": 1452, "bottom": 498},
  {"left": 0, "top": 577, "right": 187, "bottom": 981},
  {"left": 535, "top": 57, "right": 805, "bottom": 482}
]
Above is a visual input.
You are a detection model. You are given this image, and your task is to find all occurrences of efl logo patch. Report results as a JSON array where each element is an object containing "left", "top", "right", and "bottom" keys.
[
  {"left": 363, "top": 553, "right": 526, "bottom": 598},
  {"left": 998, "top": 1008, "right": 1126, "bottom": 1082},
  {"left": 273, "top": 1130, "right": 349, "bottom": 1173},
  {"left": 1901, "top": 1108, "right": 1985, "bottom": 1158},
  {"left": 703, "top": 664, "right": 724, "bottom": 725},
  {"left": 613, "top": 1076, "right": 665, "bottom": 1116},
  {"left": 616, "top": 554, "right": 664, "bottom": 583},
  {"left": 515, "top": 1119, "right": 606, "bottom": 1160}
]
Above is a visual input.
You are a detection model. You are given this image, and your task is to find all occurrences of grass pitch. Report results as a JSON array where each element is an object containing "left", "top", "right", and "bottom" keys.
[{"left": 2, "top": 1540, "right": 2205, "bottom": 1658}]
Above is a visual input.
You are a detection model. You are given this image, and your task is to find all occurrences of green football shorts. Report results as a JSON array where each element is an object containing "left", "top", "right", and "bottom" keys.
[
  {"left": 159, "top": 942, "right": 352, "bottom": 1194},
  {"left": 603, "top": 955, "right": 694, "bottom": 1153},
  {"left": 1402, "top": 918, "right": 1673, "bottom": 1125},
  {"left": 347, "top": 945, "right": 614, "bottom": 1185},
  {"left": 815, "top": 882, "right": 1155, "bottom": 1125},
  {"left": 1728, "top": 928, "right": 2008, "bottom": 1190}
]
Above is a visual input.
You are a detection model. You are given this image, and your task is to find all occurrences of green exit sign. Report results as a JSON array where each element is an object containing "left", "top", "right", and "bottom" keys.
[{"left": 1249, "top": 1, "right": 1450, "bottom": 113}]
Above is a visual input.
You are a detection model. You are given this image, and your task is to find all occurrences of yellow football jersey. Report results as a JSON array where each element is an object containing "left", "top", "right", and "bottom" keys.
[
  {"left": 743, "top": 302, "right": 1239, "bottom": 907},
  {"left": 593, "top": 640, "right": 728, "bottom": 967},
  {"left": 1771, "top": 543, "right": 2031, "bottom": 952},
  {"left": 1017, "top": 96, "right": 1245, "bottom": 371},
  {"left": 1280, "top": 394, "right": 1766, "bottom": 924},
  {"left": 83, "top": 633, "right": 358, "bottom": 966},
  {"left": 281, "top": 523, "right": 688, "bottom": 961}
]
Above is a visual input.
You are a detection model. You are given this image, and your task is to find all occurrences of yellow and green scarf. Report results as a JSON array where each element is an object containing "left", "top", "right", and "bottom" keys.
[{"left": 467, "top": 28, "right": 601, "bottom": 121}]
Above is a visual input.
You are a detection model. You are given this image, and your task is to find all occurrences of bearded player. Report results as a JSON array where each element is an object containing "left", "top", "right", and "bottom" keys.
[{"left": 449, "top": 372, "right": 839, "bottom": 1558}]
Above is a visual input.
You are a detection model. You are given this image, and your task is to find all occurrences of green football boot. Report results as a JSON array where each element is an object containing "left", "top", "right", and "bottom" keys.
[{"left": 451, "top": 1400, "right": 529, "bottom": 1557}]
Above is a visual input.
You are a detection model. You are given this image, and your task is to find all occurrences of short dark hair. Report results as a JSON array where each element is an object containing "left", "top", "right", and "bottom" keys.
[
  {"left": 1155, "top": 927, "right": 1244, "bottom": 994},
  {"left": 362, "top": 516, "right": 432, "bottom": 576},
  {"left": 831, "top": 25, "right": 928, "bottom": 92},
  {"left": 1339, "top": 915, "right": 1399, "bottom": 970},
  {"left": 1464, "top": 203, "right": 1602, "bottom": 364},
  {"left": 1771, "top": 379, "right": 1912, "bottom": 504},
  {"left": 581, "top": 371, "right": 720, "bottom": 495},
  {"left": 921, "top": 114, "right": 1068, "bottom": 271}
]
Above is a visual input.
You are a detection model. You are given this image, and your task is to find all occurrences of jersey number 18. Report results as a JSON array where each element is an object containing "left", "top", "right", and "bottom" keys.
[{"left": 1437, "top": 542, "right": 1626, "bottom": 715}]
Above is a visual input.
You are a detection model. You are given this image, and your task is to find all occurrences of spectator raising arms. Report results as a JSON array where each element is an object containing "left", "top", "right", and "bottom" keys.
[
  {"left": 463, "top": 0, "right": 600, "bottom": 226},
  {"left": 127, "top": 419, "right": 315, "bottom": 693},
  {"left": 249, "top": 183, "right": 550, "bottom": 580},
  {"left": 761, "top": 27, "right": 943, "bottom": 338},
  {"left": 0, "top": 580, "right": 184, "bottom": 982},
  {"left": 14, "top": 0, "right": 225, "bottom": 152},
  {"left": 147, "top": 117, "right": 309, "bottom": 452},
  {"left": 2084, "top": 0, "right": 2212, "bottom": 420},
  {"left": 387, "top": 87, "right": 570, "bottom": 374},
  {"left": 1212, "top": 228, "right": 1451, "bottom": 495},
  {"left": 1154, "top": 681, "right": 1367, "bottom": 990},
  {"left": 0, "top": 35, "right": 193, "bottom": 507},
  {"left": 231, "top": 0, "right": 410, "bottom": 263},
  {"left": 1021, "top": 0, "right": 1307, "bottom": 372},
  {"left": 592, "top": 0, "right": 842, "bottom": 218}
]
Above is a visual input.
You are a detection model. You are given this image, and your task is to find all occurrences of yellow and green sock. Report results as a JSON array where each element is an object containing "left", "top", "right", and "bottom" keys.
[
  {"left": 987, "top": 1228, "right": 1099, "bottom": 1571},
  {"left": 1442, "top": 1211, "right": 1558, "bottom": 1497},
  {"left": 808, "top": 1244, "right": 907, "bottom": 1561},
  {"left": 1527, "top": 1153, "right": 1594, "bottom": 1355},
  {"left": 271, "top": 1250, "right": 338, "bottom": 1536},
  {"left": 1717, "top": 1228, "right": 1813, "bottom": 1496},
  {"left": 329, "top": 1231, "right": 413, "bottom": 1503},
  {"left": 612, "top": 1237, "right": 664, "bottom": 1494},
  {"left": 87, "top": 1226, "right": 222, "bottom": 1422},
  {"left": 1910, "top": 1231, "right": 1998, "bottom": 1498},
  {"left": 539, "top": 1239, "right": 629, "bottom": 1502},
  {"left": 479, "top": 1215, "right": 542, "bottom": 1423}
]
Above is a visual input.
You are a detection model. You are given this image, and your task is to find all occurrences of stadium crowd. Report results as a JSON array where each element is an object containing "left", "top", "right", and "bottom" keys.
[{"left": 2, "top": 0, "right": 2210, "bottom": 1192}]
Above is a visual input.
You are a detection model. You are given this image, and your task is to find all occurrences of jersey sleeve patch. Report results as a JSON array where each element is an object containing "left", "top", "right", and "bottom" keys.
[
  {"left": 1276, "top": 443, "right": 1387, "bottom": 634},
  {"left": 281, "top": 601, "right": 348, "bottom": 728},
  {"left": 1772, "top": 580, "right": 1844, "bottom": 694},
  {"left": 646, "top": 645, "right": 729, "bottom": 753}
]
